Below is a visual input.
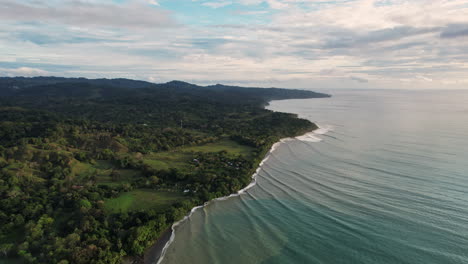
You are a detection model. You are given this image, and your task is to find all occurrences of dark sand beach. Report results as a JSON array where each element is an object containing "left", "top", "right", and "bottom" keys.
[{"left": 144, "top": 228, "right": 172, "bottom": 264}]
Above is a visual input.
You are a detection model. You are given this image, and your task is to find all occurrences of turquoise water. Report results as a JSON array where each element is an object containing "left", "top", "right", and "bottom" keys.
[{"left": 159, "top": 90, "right": 468, "bottom": 264}]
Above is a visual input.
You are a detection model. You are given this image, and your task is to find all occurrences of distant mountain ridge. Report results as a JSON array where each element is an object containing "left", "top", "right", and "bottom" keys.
[{"left": 0, "top": 77, "right": 330, "bottom": 102}]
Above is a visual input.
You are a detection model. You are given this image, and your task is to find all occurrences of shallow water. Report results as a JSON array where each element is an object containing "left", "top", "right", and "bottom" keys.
[{"left": 159, "top": 90, "right": 468, "bottom": 264}]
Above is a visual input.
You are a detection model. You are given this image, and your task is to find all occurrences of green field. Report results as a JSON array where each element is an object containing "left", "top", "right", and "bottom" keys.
[
  {"left": 93, "top": 139, "right": 254, "bottom": 214},
  {"left": 94, "top": 160, "right": 114, "bottom": 170},
  {"left": 71, "top": 161, "right": 94, "bottom": 178},
  {"left": 143, "top": 151, "right": 192, "bottom": 171},
  {"left": 142, "top": 138, "right": 254, "bottom": 172},
  {"left": 104, "top": 189, "right": 186, "bottom": 213},
  {"left": 96, "top": 168, "right": 141, "bottom": 186},
  {"left": 69, "top": 160, "right": 142, "bottom": 186},
  {"left": 181, "top": 138, "right": 254, "bottom": 157}
]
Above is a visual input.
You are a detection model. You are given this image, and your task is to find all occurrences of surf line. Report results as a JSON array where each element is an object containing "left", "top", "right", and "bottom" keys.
[{"left": 156, "top": 126, "right": 329, "bottom": 264}]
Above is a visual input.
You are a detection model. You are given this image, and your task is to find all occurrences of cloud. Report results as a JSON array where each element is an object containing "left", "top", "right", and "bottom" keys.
[
  {"left": 350, "top": 76, "right": 369, "bottom": 83},
  {"left": 12, "top": 31, "right": 117, "bottom": 45},
  {"left": 233, "top": 10, "right": 269, "bottom": 15},
  {"left": 1, "top": 0, "right": 468, "bottom": 89},
  {"left": 0, "top": 0, "right": 176, "bottom": 29},
  {"left": 147, "top": 0, "right": 160, "bottom": 6},
  {"left": 202, "top": 1, "right": 232, "bottom": 8},
  {"left": 266, "top": 0, "right": 289, "bottom": 9},
  {"left": 416, "top": 75, "right": 433, "bottom": 82},
  {"left": 269, "top": 0, "right": 468, "bottom": 40},
  {"left": 0, "top": 67, "right": 49, "bottom": 77},
  {"left": 235, "top": 0, "right": 288, "bottom": 9},
  {"left": 440, "top": 24, "right": 468, "bottom": 38}
]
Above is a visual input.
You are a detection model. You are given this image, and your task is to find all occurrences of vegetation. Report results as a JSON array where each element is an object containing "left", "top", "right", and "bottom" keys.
[
  {"left": 181, "top": 138, "right": 254, "bottom": 157},
  {"left": 0, "top": 77, "right": 328, "bottom": 263},
  {"left": 104, "top": 190, "right": 185, "bottom": 214}
]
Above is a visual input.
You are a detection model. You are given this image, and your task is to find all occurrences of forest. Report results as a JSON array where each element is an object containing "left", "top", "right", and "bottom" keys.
[{"left": 0, "top": 77, "right": 329, "bottom": 264}]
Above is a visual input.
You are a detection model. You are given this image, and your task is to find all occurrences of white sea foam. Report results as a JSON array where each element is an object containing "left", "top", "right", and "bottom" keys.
[
  {"left": 295, "top": 133, "right": 323, "bottom": 142},
  {"left": 280, "top": 138, "right": 295, "bottom": 143},
  {"left": 313, "top": 125, "right": 334, "bottom": 135},
  {"left": 295, "top": 124, "right": 333, "bottom": 142},
  {"left": 156, "top": 126, "right": 330, "bottom": 264}
]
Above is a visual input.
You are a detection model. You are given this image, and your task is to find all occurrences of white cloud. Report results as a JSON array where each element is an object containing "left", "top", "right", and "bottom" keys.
[
  {"left": 0, "top": 0, "right": 175, "bottom": 29},
  {"left": 266, "top": 0, "right": 289, "bottom": 9},
  {"left": 1, "top": 0, "right": 468, "bottom": 89},
  {"left": 202, "top": 1, "right": 232, "bottom": 8},
  {"left": 0, "top": 67, "right": 50, "bottom": 77},
  {"left": 147, "top": 0, "right": 160, "bottom": 6},
  {"left": 350, "top": 76, "right": 369, "bottom": 83}
]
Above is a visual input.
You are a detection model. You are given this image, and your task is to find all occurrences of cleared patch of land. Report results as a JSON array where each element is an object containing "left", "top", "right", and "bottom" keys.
[
  {"left": 99, "top": 139, "right": 254, "bottom": 215},
  {"left": 181, "top": 138, "right": 254, "bottom": 157},
  {"left": 69, "top": 160, "right": 142, "bottom": 186},
  {"left": 104, "top": 189, "right": 186, "bottom": 213},
  {"left": 143, "top": 152, "right": 192, "bottom": 172},
  {"left": 96, "top": 168, "right": 141, "bottom": 186},
  {"left": 142, "top": 138, "right": 254, "bottom": 172}
]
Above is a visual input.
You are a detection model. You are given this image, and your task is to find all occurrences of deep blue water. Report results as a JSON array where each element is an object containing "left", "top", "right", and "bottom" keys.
[{"left": 159, "top": 90, "right": 468, "bottom": 264}]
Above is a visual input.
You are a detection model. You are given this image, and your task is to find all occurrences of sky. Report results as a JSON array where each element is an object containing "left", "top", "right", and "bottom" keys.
[{"left": 1, "top": 0, "right": 468, "bottom": 89}]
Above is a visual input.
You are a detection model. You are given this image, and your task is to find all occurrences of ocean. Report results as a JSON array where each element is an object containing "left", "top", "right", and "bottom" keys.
[{"left": 157, "top": 89, "right": 468, "bottom": 264}]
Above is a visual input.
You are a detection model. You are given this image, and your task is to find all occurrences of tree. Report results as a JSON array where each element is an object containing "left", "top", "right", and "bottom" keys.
[
  {"left": 110, "top": 169, "right": 120, "bottom": 182},
  {"left": 0, "top": 243, "right": 14, "bottom": 257},
  {"left": 150, "top": 175, "right": 159, "bottom": 186}
]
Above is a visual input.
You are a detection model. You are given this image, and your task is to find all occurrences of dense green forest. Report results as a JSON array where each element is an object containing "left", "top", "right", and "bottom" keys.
[{"left": 0, "top": 77, "right": 329, "bottom": 264}]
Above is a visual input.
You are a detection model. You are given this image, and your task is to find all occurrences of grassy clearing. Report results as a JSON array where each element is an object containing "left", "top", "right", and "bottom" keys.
[
  {"left": 27, "top": 144, "right": 74, "bottom": 156},
  {"left": 66, "top": 139, "right": 253, "bottom": 187},
  {"left": 94, "top": 160, "right": 114, "bottom": 170},
  {"left": 71, "top": 161, "right": 95, "bottom": 178},
  {"left": 104, "top": 189, "right": 186, "bottom": 213},
  {"left": 69, "top": 160, "right": 141, "bottom": 186},
  {"left": 143, "top": 152, "right": 192, "bottom": 172},
  {"left": 181, "top": 138, "right": 254, "bottom": 157},
  {"left": 96, "top": 169, "right": 141, "bottom": 186},
  {"left": 142, "top": 138, "right": 254, "bottom": 172}
]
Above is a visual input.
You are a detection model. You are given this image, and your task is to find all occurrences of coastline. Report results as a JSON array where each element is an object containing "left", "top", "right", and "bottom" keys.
[
  {"left": 149, "top": 128, "right": 320, "bottom": 264},
  {"left": 144, "top": 228, "right": 172, "bottom": 263}
]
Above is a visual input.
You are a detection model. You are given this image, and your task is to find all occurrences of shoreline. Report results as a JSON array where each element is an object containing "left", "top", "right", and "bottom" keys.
[
  {"left": 144, "top": 228, "right": 172, "bottom": 263},
  {"left": 149, "top": 127, "right": 321, "bottom": 264}
]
